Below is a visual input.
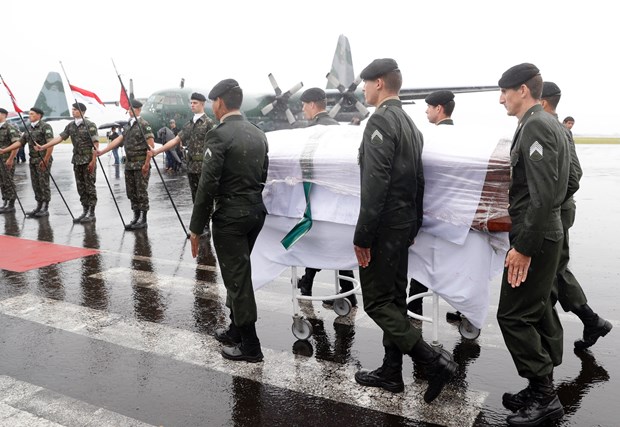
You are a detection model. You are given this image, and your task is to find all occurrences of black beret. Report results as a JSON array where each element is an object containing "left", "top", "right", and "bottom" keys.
[
  {"left": 30, "top": 107, "right": 44, "bottom": 116},
  {"left": 131, "top": 99, "right": 143, "bottom": 108},
  {"left": 300, "top": 87, "right": 326, "bottom": 103},
  {"left": 0, "top": 108, "right": 8, "bottom": 115},
  {"left": 542, "top": 81, "right": 561, "bottom": 98},
  {"left": 425, "top": 90, "right": 455, "bottom": 106},
  {"left": 360, "top": 58, "right": 399, "bottom": 80},
  {"left": 208, "top": 79, "right": 240, "bottom": 100},
  {"left": 498, "top": 63, "right": 540, "bottom": 88},
  {"left": 191, "top": 92, "right": 206, "bottom": 102},
  {"left": 72, "top": 102, "right": 87, "bottom": 112}
]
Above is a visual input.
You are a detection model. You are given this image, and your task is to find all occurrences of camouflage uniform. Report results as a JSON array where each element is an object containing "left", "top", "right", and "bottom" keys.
[
  {"left": 178, "top": 113, "right": 214, "bottom": 201},
  {"left": 20, "top": 121, "right": 54, "bottom": 203},
  {"left": 122, "top": 118, "right": 154, "bottom": 212},
  {"left": 0, "top": 121, "right": 21, "bottom": 202},
  {"left": 59, "top": 119, "right": 99, "bottom": 207}
]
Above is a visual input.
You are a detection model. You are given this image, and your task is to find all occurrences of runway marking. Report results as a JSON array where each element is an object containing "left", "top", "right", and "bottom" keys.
[
  {"left": 89, "top": 267, "right": 514, "bottom": 349},
  {"left": 0, "top": 375, "right": 154, "bottom": 427},
  {"left": 0, "top": 294, "right": 487, "bottom": 427}
]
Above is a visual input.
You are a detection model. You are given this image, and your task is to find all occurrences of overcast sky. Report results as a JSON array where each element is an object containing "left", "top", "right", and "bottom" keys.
[{"left": 2, "top": 0, "right": 618, "bottom": 135}]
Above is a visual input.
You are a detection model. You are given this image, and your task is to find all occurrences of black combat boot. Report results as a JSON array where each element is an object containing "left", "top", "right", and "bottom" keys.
[
  {"left": 73, "top": 205, "right": 89, "bottom": 223},
  {"left": 125, "top": 210, "right": 141, "bottom": 230},
  {"left": 297, "top": 274, "right": 313, "bottom": 296},
  {"left": 34, "top": 202, "right": 49, "bottom": 217},
  {"left": 506, "top": 375, "right": 564, "bottom": 426},
  {"left": 0, "top": 200, "right": 7, "bottom": 214},
  {"left": 4, "top": 199, "right": 15, "bottom": 214},
  {"left": 26, "top": 201, "right": 42, "bottom": 218},
  {"left": 503, "top": 384, "right": 533, "bottom": 412},
  {"left": 408, "top": 339, "right": 458, "bottom": 403},
  {"left": 215, "top": 313, "right": 242, "bottom": 346},
  {"left": 132, "top": 211, "right": 148, "bottom": 229},
  {"left": 81, "top": 206, "right": 96, "bottom": 223},
  {"left": 221, "top": 323, "right": 264, "bottom": 363},
  {"left": 572, "top": 304, "right": 613, "bottom": 349},
  {"left": 355, "top": 345, "right": 404, "bottom": 393}
]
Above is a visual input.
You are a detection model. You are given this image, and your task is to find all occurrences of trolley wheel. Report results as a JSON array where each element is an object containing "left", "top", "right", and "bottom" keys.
[
  {"left": 292, "top": 317, "right": 313, "bottom": 340},
  {"left": 332, "top": 298, "right": 352, "bottom": 316},
  {"left": 459, "top": 317, "right": 481, "bottom": 340}
]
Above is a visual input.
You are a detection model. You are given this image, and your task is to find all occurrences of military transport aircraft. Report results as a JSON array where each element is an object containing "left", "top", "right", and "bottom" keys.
[
  {"left": 8, "top": 35, "right": 498, "bottom": 138},
  {"left": 139, "top": 35, "right": 499, "bottom": 136}
]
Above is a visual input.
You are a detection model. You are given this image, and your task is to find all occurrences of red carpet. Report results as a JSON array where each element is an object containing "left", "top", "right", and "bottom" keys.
[{"left": 0, "top": 235, "right": 99, "bottom": 273}]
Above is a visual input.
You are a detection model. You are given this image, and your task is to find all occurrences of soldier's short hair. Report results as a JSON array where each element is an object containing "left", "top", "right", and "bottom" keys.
[
  {"left": 382, "top": 69, "right": 402, "bottom": 93},
  {"left": 220, "top": 87, "right": 243, "bottom": 110}
]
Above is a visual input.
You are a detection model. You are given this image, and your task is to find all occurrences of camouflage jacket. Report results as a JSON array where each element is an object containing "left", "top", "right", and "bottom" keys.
[
  {"left": 0, "top": 122, "right": 21, "bottom": 160},
  {"left": 179, "top": 114, "right": 214, "bottom": 174},
  {"left": 20, "top": 120, "right": 54, "bottom": 164},
  {"left": 122, "top": 117, "right": 154, "bottom": 171},
  {"left": 60, "top": 119, "right": 99, "bottom": 165}
]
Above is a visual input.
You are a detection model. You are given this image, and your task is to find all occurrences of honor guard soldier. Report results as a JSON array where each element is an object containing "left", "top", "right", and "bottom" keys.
[
  {"left": 0, "top": 107, "right": 54, "bottom": 217},
  {"left": 407, "top": 90, "right": 456, "bottom": 317},
  {"left": 189, "top": 78, "right": 269, "bottom": 363},
  {"left": 496, "top": 64, "right": 569, "bottom": 426},
  {"left": 540, "top": 82, "right": 612, "bottom": 349},
  {"left": 0, "top": 108, "right": 21, "bottom": 214},
  {"left": 97, "top": 99, "right": 154, "bottom": 230},
  {"left": 296, "top": 87, "right": 357, "bottom": 307},
  {"left": 36, "top": 102, "right": 99, "bottom": 223},
  {"left": 352, "top": 58, "right": 457, "bottom": 403},
  {"left": 148, "top": 92, "right": 214, "bottom": 202}
]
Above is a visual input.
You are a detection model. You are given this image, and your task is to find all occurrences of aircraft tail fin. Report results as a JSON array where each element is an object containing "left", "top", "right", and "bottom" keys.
[
  {"left": 33, "top": 72, "right": 70, "bottom": 118},
  {"left": 326, "top": 34, "right": 354, "bottom": 89}
]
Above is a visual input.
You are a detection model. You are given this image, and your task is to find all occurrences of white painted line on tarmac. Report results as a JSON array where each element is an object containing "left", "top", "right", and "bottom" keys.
[
  {"left": 0, "top": 375, "right": 154, "bottom": 427},
  {"left": 0, "top": 294, "right": 487, "bottom": 427}
]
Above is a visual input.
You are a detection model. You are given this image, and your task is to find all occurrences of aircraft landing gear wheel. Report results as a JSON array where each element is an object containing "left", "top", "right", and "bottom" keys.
[
  {"left": 332, "top": 298, "right": 352, "bottom": 316},
  {"left": 292, "top": 317, "right": 313, "bottom": 340},
  {"left": 459, "top": 317, "right": 481, "bottom": 340}
]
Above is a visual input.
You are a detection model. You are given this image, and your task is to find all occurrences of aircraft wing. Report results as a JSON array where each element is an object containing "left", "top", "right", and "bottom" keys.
[{"left": 399, "top": 85, "right": 499, "bottom": 104}]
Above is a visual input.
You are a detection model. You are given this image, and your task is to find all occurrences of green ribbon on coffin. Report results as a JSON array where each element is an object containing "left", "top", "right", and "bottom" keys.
[{"left": 280, "top": 181, "right": 313, "bottom": 249}]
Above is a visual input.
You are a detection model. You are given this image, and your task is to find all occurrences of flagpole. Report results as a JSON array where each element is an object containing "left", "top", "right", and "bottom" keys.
[
  {"left": 111, "top": 59, "right": 189, "bottom": 238},
  {"left": 59, "top": 61, "right": 126, "bottom": 228},
  {"left": 0, "top": 73, "right": 75, "bottom": 220}
]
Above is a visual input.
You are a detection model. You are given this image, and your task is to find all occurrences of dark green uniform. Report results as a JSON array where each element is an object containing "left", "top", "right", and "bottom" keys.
[
  {"left": 354, "top": 98, "right": 425, "bottom": 354},
  {"left": 59, "top": 119, "right": 99, "bottom": 208},
  {"left": 310, "top": 111, "right": 339, "bottom": 126},
  {"left": 122, "top": 118, "right": 154, "bottom": 212},
  {"left": 20, "top": 121, "right": 54, "bottom": 203},
  {"left": 189, "top": 114, "right": 269, "bottom": 328},
  {"left": 178, "top": 113, "right": 214, "bottom": 201},
  {"left": 0, "top": 121, "right": 20, "bottom": 202},
  {"left": 497, "top": 104, "right": 570, "bottom": 379},
  {"left": 551, "top": 125, "right": 587, "bottom": 311}
]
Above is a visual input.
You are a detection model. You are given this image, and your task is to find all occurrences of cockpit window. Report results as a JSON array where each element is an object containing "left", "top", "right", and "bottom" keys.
[{"left": 144, "top": 92, "right": 186, "bottom": 112}]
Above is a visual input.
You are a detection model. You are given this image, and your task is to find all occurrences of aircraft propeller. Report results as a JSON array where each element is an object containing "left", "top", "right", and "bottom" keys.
[
  {"left": 260, "top": 73, "right": 303, "bottom": 124},
  {"left": 325, "top": 73, "right": 369, "bottom": 119}
]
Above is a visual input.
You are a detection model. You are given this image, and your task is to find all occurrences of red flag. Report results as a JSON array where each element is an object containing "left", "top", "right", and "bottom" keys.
[
  {"left": 119, "top": 87, "right": 130, "bottom": 110},
  {"left": 1, "top": 79, "right": 23, "bottom": 113},
  {"left": 69, "top": 84, "right": 105, "bottom": 106}
]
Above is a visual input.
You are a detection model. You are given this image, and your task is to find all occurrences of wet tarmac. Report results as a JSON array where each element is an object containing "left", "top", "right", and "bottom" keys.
[{"left": 0, "top": 144, "right": 618, "bottom": 426}]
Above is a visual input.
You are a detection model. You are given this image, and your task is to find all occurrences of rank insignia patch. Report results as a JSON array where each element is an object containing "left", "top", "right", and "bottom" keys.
[
  {"left": 371, "top": 129, "right": 383, "bottom": 145},
  {"left": 529, "top": 141, "right": 543, "bottom": 161}
]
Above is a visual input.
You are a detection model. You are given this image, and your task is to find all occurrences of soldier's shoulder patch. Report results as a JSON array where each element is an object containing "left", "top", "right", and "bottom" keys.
[
  {"left": 370, "top": 129, "right": 383, "bottom": 145},
  {"left": 205, "top": 147, "right": 212, "bottom": 160},
  {"left": 145, "top": 125, "right": 152, "bottom": 132},
  {"left": 529, "top": 141, "right": 543, "bottom": 161}
]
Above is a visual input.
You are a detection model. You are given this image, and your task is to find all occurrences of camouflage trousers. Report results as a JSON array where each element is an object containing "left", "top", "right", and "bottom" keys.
[
  {"left": 0, "top": 160, "right": 16, "bottom": 201},
  {"left": 125, "top": 169, "right": 150, "bottom": 212},
  {"left": 29, "top": 160, "right": 52, "bottom": 203},
  {"left": 74, "top": 163, "right": 97, "bottom": 207},
  {"left": 187, "top": 172, "right": 201, "bottom": 203}
]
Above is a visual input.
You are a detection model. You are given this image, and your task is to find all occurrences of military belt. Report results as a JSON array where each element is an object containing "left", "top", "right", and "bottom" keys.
[
  {"left": 126, "top": 155, "right": 147, "bottom": 162},
  {"left": 74, "top": 149, "right": 93, "bottom": 155}
]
